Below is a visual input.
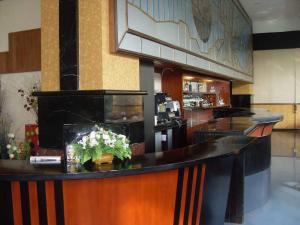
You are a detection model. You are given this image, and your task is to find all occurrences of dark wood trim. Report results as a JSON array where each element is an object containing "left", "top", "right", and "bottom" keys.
[
  {"left": 54, "top": 180, "right": 65, "bottom": 225},
  {"left": 183, "top": 167, "right": 194, "bottom": 225},
  {"left": 0, "top": 181, "right": 14, "bottom": 225},
  {"left": 20, "top": 181, "right": 31, "bottom": 225},
  {"left": 173, "top": 168, "right": 184, "bottom": 225},
  {"left": 253, "top": 31, "right": 300, "bottom": 50},
  {"left": 0, "top": 52, "right": 8, "bottom": 73},
  {"left": 37, "top": 181, "right": 48, "bottom": 225}
]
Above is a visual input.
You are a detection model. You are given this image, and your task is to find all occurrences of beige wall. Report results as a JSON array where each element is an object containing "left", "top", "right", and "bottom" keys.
[
  {"left": 252, "top": 49, "right": 300, "bottom": 129},
  {"left": 41, "top": 0, "right": 140, "bottom": 91},
  {"left": 0, "top": 72, "right": 41, "bottom": 141},
  {"left": 253, "top": 49, "right": 300, "bottom": 104},
  {"left": 0, "top": 0, "right": 41, "bottom": 140},
  {"left": 0, "top": 0, "right": 41, "bottom": 52}
]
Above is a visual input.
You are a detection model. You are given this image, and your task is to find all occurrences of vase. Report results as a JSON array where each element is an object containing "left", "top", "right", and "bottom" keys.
[
  {"left": 25, "top": 124, "right": 39, "bottom": 155},
  {"left": 93, "top": 153, "right": 114, "bottom": 165}
]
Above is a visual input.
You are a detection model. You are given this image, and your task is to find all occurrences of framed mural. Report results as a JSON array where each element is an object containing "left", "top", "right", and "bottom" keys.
[{"left": 114, "top": 0, "right": 253, "bottom": 82}]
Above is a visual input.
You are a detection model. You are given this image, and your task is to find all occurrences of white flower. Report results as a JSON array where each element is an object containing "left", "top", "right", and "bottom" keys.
[
  {"left": 7, "top": 133, "right": 15, "bottom": 138},
  {"left": 90, "top": 131, "right": 96, "bottom": 139},
  {"left": 96, "top": 133, "right": 101, "bottom": 139},
  {"left": 6, "top": 144, "right": 11, "bottom": 149},
  {"left": 103, "top": 134, "right": 109, "bottom": 140},
  {"left": 9, "top": 154, "right": 14, "bottom": 159},
  {"left": 90, "top": 138, "right": 98, "bottom": 147},
  {"left": 118, "top": 134, "right": 126, "bottom": 141},
  {"left": 12, "top": 146, "right": 17, "bottom": 151}
]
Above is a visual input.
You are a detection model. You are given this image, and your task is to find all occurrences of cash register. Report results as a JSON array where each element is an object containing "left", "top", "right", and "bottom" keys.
[{"left": 154, "top": 93, "right": 186, "bottom": 151}]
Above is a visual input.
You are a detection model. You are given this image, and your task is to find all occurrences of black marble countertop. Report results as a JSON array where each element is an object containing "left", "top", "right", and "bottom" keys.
[
  {"left": 33, "top": 90, "right": 148, "bottom": 96},
  {"left": 0, "top": 136, "right": 255, "bottom": 181},
  {"left": 250, "top": 108, "right": 283, "bottom": 123},
  {"left": 194, "top": 109, "right": 283, "bottom": 136}
]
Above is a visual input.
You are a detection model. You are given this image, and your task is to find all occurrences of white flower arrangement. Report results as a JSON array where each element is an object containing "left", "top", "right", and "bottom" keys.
[
  {"left": 6, "top": 133, "right": 20, "bottom": 159},
  {"left": 71, "top": 125, "right": 131, "bottom": 164}
]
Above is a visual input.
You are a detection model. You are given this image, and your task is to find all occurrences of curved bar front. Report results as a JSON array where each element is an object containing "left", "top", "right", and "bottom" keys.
[
  {"left": 193, "top": 109, "right": 282, "bottom": 223},
  {"left": 0, "top": 136, "right": 255, "bottom": 225}
]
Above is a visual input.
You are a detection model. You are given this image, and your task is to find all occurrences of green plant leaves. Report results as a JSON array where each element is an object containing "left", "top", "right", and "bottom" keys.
[{"left": 70, "top": 127, "right": 132, "bottom": 165}]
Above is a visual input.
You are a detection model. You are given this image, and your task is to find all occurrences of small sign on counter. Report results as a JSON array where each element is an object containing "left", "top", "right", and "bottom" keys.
[{"left": 30, "top": 156, "right": 61, "bottom": 165}]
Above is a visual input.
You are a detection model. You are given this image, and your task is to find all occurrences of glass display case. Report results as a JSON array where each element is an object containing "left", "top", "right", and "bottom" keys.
[{"left": 34, "top": 90, "right": 146, "bottom": 149}]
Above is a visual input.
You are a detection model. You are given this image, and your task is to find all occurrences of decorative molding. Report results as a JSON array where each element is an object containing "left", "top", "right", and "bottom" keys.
[
  {"left": 114, "top": 0, "right": 253, "bottom": 82},
  {"left": 0, "top": 29, "right": 41, "bottom": 74}
]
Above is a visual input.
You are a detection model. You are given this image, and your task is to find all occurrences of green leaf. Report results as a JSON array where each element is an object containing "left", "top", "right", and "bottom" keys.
[{"left": 82, "top": 151, "right": 91, "bottom": 164}]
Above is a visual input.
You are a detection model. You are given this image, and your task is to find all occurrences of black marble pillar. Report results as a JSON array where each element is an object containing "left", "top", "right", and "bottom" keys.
[
  {"left": 139, "top": 61, "right": 155, "bottom": 153},
  {"left": 59, "top": 0, "right": 79, "bottom": 90}
]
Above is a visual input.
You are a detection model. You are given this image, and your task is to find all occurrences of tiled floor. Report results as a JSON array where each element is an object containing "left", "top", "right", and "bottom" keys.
[{"left": 226, "top": 131, "right": 300, "bottom": 225}]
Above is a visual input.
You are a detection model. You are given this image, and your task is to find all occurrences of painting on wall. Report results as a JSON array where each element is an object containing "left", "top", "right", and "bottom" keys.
[{"left": 115, "top": 0, "right": 253, "bottom": 82}]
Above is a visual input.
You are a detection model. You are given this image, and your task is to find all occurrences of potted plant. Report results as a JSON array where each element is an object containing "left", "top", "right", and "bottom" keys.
[
  {"left": 6, "top": 133, "right": 31, "bottom": 160},
  {"left": 70, "top": 125, "right": 132, "bottom": 165},
  {"left": 18, "top": 82, "right": 40, "bottom": 155}
]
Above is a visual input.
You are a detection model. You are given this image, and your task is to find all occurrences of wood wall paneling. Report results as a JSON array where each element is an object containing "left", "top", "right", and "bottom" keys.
[
  {"left": 0, "top": 52, "right": 8, "bottom": 73},
  {"left": 252, "top": 104, "right": 295, "bottom": 129},
  {"left": 296, "top": 104, "right": 300, "bottom": 128},
  {"left": 7, "top": 29, "right": 41, "bottom": 73},
  {"left": 231, "top": 80, "right": 253, "bottom": 95},
  {"left": 0, "top": 29, "right": 41, "bottom": 75},
  {"left": 161, "top": 69, "right": 183, "bottom": 104}
]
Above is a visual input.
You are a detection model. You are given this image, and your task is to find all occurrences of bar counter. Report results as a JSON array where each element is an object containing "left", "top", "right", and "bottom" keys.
[
  {"left": 195, "top": 108, "right": 283, "bottom": 136},
  {"left": 193, "top": 108, "right": 283, "bottom": 221},
  {"left": 0, "top": 136, "right": 254, "bottom": 181},
  {"left": 0, "top": 109, "right": 282, "bottom": 225},
  {"left": 0, "top": 135, "right": 255, "bottom": 225}
]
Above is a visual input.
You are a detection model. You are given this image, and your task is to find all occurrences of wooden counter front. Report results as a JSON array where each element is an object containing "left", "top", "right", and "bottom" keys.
[{"left": 1, "top": 166, "right": 208, "bottom": 225}]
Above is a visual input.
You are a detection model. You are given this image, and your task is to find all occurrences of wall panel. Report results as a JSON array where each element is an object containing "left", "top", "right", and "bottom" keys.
[
  {"left": 252, "top": 104, "right": 295, "bottom": 129},
  {"left": 232, "top": 80, "right": 253, "bottom": 95},
  {"left": 41, "top": 0, "right": 60, "bottom": 91},
  {"left": 0, "top": 29, "right": 41, "bottom": 74},
  {"left": 253, "top": 50, "right": 296, "bottom": 104}
]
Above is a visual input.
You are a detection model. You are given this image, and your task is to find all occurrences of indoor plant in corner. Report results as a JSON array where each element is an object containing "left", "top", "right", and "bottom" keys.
[{"left": 70, "top": 125, "right": 132, "bottom": 165}]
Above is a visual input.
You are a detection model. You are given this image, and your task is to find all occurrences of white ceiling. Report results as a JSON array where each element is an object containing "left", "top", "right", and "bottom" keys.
[{"left": 239, "top": 0, "right": 300, "bottom": 33}]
